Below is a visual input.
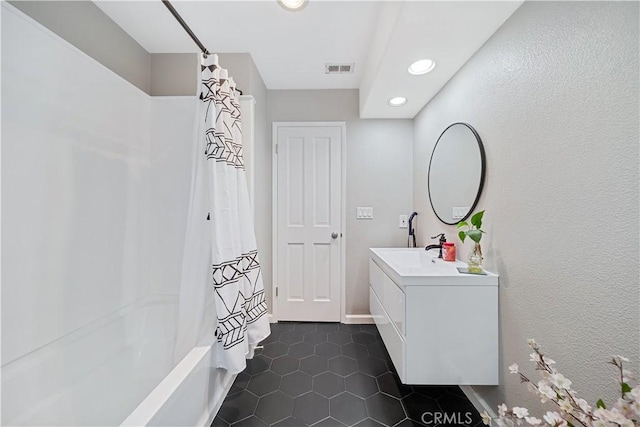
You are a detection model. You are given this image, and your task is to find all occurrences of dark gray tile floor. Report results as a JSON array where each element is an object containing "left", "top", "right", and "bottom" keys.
[{"left": 212, "top": 323, "right": 483, "bottom": 427}]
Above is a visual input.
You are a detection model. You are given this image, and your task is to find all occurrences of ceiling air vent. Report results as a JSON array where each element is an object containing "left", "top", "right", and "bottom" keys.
[{"left": 325, "top": 63, "right": 355, "bottom": 74}]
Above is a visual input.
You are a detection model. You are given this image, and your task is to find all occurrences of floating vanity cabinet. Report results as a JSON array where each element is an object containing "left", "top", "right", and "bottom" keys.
[{"left": 369, "top": 248, "right": 499, "bottom": 385}]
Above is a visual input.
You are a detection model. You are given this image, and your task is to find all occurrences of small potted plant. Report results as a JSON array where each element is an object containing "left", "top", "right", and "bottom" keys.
[{"left": 457, "top": 210, "right": 485, "bottom": 274}]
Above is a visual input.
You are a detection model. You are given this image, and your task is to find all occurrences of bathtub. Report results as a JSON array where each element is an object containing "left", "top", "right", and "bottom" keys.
[{"left": 1, "top": 295, "right": 234, "bottom": 426}]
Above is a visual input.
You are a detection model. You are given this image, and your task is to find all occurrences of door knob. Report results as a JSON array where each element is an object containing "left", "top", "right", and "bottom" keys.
[{"left": 331, "top": 232, "right": 339, "bottom": 239}]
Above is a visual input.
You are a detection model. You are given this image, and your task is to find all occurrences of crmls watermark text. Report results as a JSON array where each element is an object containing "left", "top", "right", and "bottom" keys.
[{"left": 421, "top": 411, "right": 475, "bottom": 426}]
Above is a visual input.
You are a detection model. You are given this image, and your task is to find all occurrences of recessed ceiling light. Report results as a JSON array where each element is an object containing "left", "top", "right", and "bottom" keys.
[
  {"left": 408, "top": 59, "right": 436, "bottom": 75},
  {"left": 388, "top": 97, "right": 407, "bottom": 107},
  {"left": 278, "top": 0, "right": 307, "bottom": 11}
]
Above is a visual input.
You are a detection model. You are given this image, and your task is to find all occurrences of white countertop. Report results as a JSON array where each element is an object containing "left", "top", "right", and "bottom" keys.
[{"left": 370, "top": 247, "right": 498, "bottom": 288}]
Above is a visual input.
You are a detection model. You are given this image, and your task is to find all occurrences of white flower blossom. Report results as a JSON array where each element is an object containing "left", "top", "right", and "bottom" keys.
[
  {"left": 629, "top": 387, "right": 640, "bottom": 403},
  {"left": 509, "top": 363, "right": 519, "bottom": 374},
  {"left": 527, "top": 339, "right": 537, "bottom": 347},
  {"left": 592, "top": 419, "right": 608, "bottom": 427},
  {"left": 498, "top": 404, "right": 508, "bottom": 417},
  {"left": 538, "top": 381, "right": 556, "bottom": 401},
  {"left": 543, "top": 411, "right": 563, "bottom": 426},
  {"left": 550, "top": 373, "right": 572, "bottom": 390},
  {"left": 481, "top": 411, "right": 493, "bottom": 426},
  {"left": 615, "top": 355, "right": 630, "bottom": 363},
  {"left": 631, "top": 400, "right": 640, "bottom": 416},
  {"left": 524, "top": 417, "right": 541, "bottom": 425},
  {"left": 576, "top": 398, "right": 591, "bottom": 413},
  {"left": 530, "top": 352, "right": 541, "bottom": 362},
  {"left": 558, "top": 399, "right": 573, "bottom": 413},
  {"left": 543, "top": 357, "right": 556, "bottom": 365},
  {"left": 512, "top": 407, "right": 529, "bottom": 419}
]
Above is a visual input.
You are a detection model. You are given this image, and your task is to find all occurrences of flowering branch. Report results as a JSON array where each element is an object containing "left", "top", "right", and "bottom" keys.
[{"left": 482, "top": 340, "right": 639, "bottom": 427}]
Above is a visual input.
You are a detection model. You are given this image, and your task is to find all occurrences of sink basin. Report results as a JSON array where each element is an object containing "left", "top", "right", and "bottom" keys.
[{"left": 369, "top": 247, "right": 497, "bottom": 287}]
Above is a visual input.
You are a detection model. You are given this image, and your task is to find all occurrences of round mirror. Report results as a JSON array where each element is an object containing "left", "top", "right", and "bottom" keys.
[{"left": 428, "top": 122, "right": 486, "bottom": 225}]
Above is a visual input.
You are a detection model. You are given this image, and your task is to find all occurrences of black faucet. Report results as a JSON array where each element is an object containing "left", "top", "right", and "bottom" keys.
[{"left": 425, "top": 233, "right": 446, "bottom": 258}]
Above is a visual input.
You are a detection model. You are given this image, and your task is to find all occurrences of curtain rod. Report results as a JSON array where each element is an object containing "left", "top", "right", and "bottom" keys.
[
  {"left": 161, "top": 0, "right": 209, "bottom": 56},
  {"left": 161, "top": 0, "right": 244, "bottom": 95}
]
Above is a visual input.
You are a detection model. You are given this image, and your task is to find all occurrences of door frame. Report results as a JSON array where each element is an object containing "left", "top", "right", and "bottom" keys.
[{"left": 271, "top": 122, "right": 347, "bottom": 323}]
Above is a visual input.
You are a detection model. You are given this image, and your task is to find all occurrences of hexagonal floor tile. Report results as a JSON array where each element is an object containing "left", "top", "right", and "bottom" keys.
[
  {"left": 280, "top": 371, "right": 313, "bottom": 397},
  {"left": 272, "top": 417, "right": 307, "bottom": 426},
  {"left": 233, "top": 416, "right": 268, "bottom": 427},
  {"left": 280, "top": 331, "right": 305, "bottom": 344},
  {"left": 376, "top": 372, "right": 413, "bottom": 399},
  {"left": 352, "top": 331, "right": 379, "bottom": 345},
  {"left": 328, "top": 356, "right": 358, "bottom": 377},
  {"left": 365, "top": 393, "right": 407, "bottom": 426},
  {"left": 304, "top": 331, "right": 328, "bottom": 345},
  {"left": 295, "top": 322, "right": 317, "bottom": 333},
  {"left": 288, "top": 342, "right": 314, "bottom": 359},
  {"left": 316, "top": 323, "right": 340, "bottom": 333},
  {"left": 244, "top": 355, "right": 271, "bottom": 376},
  {"left": 367, "top": 342, "right": 390, "bottom": 360},
  {"left": 262, "top": 341, "right": 289, "bottom": 358},
  {"left": 357, "top": 356, "right": 388, "bottom": 377},
  {"left": 293, "top": 392, "right": 329, "bottom": 425},
  {"left": 327, "top": 331, "right": 352, "bottom": 345},
  {"left": 254, "top": 391, "right": 294, "bottom": 424},
  {"left": 313, "top": 372, "right": 345, "bottom": 398},
  {"left": 271, "top": 355, "right": 300, "bottom": 375},
  {"left": 217, "top": 391, "right": 258, "bottom": 424},
  {"left": 353, "top": 419, "right": 386, "bottom": 426},
  {"left": 211, "top": 415, "right": 230, "bottom": 427},
  {"left": 314, "top": 417, "right": 347, "bottom": 426},
  {"left": 359, "top": 325, "right": 379, "bottom": 336},
  {"left": 338, "top": 323, "right": 361, "bottom": 333},
  {"left": 345, "top": 372, "right": 379, "bottom": 398},
  {"left": 247, "top": 371, "right": 281, "bottom": 396},
  {"left": 271, "top": 323, "right": 295, "bottom": 334},
  {"left": 316, "top": 342, "right": 341, "bottom": 359},
  {"left": 437, "top": 391, "right": 482, "bottom": 424},
  {"left": 330, "top": 392, "right": 367, "bottom": 426},
  {"left": 300, "top": 355, "right": 328, "bottom": 376},
  {"left": 402, "top": 392, "right": 441, "bottom": 424},
  {"left": 229, "top": 371, "right": 251, "bottom": 395},
  {"left": 341, "top": 342, "right": 368, "bottom": 359}
]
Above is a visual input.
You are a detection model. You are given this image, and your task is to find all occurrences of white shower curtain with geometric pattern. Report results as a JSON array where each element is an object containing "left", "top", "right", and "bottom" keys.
[{"left": 174, "top": 54, "right": 270, "bottom": 373}]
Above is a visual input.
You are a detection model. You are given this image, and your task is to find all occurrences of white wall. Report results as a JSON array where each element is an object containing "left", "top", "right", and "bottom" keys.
[
  {"left": 1, "top": 4, "right": 151, "bottom": 364},
  {"left": 1, "top": 5, "right": 196, "bottom": 365},
  {"left": 412, "top": 1, "right": 639, "bottom": 410},
  {"left": 267, "top": 90, "right": 414, "bottom": 315}
]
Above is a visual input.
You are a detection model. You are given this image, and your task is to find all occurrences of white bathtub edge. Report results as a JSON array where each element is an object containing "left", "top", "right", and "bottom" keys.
[
  {"left": 121, "top": 345, "right": 211, "bottom": 427},
  {"left": 202, "top": 372, "right": 236, "bottom": 427}
]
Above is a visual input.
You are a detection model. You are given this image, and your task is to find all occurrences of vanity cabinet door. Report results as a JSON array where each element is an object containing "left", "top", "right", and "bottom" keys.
[{"left": 383, "top": 276, "right": 405, "bottom": 335}]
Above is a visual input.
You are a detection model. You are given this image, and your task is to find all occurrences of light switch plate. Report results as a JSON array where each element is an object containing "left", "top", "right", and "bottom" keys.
[
  {"left": 452, "top": 207, "right": 469, "bottom": 220},
  {"left": 399, "top": 215, "right": 408, "bottom": 228},
  {"left": 357, "top": 207, "right": 373, "bottom": 219}
]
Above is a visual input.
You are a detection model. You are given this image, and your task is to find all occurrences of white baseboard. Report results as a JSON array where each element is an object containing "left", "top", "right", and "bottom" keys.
[
  {"left": 343, "top": 314, "right": 375, "bottom": 324},
  {"left": 459, "top": 385, "right": 496, "bottom": 419}
]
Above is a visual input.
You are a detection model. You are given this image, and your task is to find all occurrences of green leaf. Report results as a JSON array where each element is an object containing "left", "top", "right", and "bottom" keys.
[
  {"left": 596, "top": 399, "right": 606, "bottom": 409},
  {"left": 468, "top": 229, "right": 483, "bottom": 243},
  {"left": 458, "top": 231, "right": 466, "bottom": 243},
  {"left": 622, "top": 383, "right": 632, "bottom": 394},
  {"left": 457, "top": 221, "right": 469, "bottom": 229},
  {"left": 568, "top": 422, "right": 575, "bottom": 427},
  {"left": 471, "top": 210, "right": 484, "bottom": 228}
]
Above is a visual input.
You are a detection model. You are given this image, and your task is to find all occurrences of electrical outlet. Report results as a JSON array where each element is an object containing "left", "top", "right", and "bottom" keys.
[{"left": 399, "top": 215, "right": 408, "bottom": 228}]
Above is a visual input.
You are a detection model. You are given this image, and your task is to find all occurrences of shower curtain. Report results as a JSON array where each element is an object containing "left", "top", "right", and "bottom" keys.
[{"left": 175, "top": 54, "right": 270, "bottom": 373}]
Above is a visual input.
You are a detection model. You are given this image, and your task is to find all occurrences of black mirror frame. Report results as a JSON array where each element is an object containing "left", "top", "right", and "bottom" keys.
[{"left": 427, "top": 122, "right": 486, "bottom": 225}]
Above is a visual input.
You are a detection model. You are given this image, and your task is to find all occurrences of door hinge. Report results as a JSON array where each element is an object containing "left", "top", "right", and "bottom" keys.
[
  {"left": 275, "top": 143, "right": 278, "bottom": 154},
  {"left": 275, "top": 287, "right": 278, "bottom": 297}
]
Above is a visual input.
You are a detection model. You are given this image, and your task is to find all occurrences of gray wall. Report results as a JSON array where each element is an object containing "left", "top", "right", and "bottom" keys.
[
  {"left": 9, "top": 0, "right": 151, "bottom": 94},
  {"left": 413, "top": 1, "right": 639, "bottom": 411},
  {"left": 268, "top": 90, "right": 414, "bottom": 316},
  {"left": 150, "top": 53, "right": 198, "bottom": 96}
]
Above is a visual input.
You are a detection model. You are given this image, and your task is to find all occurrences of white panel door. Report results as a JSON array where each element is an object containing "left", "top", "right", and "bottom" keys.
[{"left": 276, "top": 124, "right": 342, "bottom": 321}]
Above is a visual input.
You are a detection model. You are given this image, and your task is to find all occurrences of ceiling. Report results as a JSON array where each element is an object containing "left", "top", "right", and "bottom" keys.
[{"left": 95, "top": 0, "right": 522, "bottom": 119}]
